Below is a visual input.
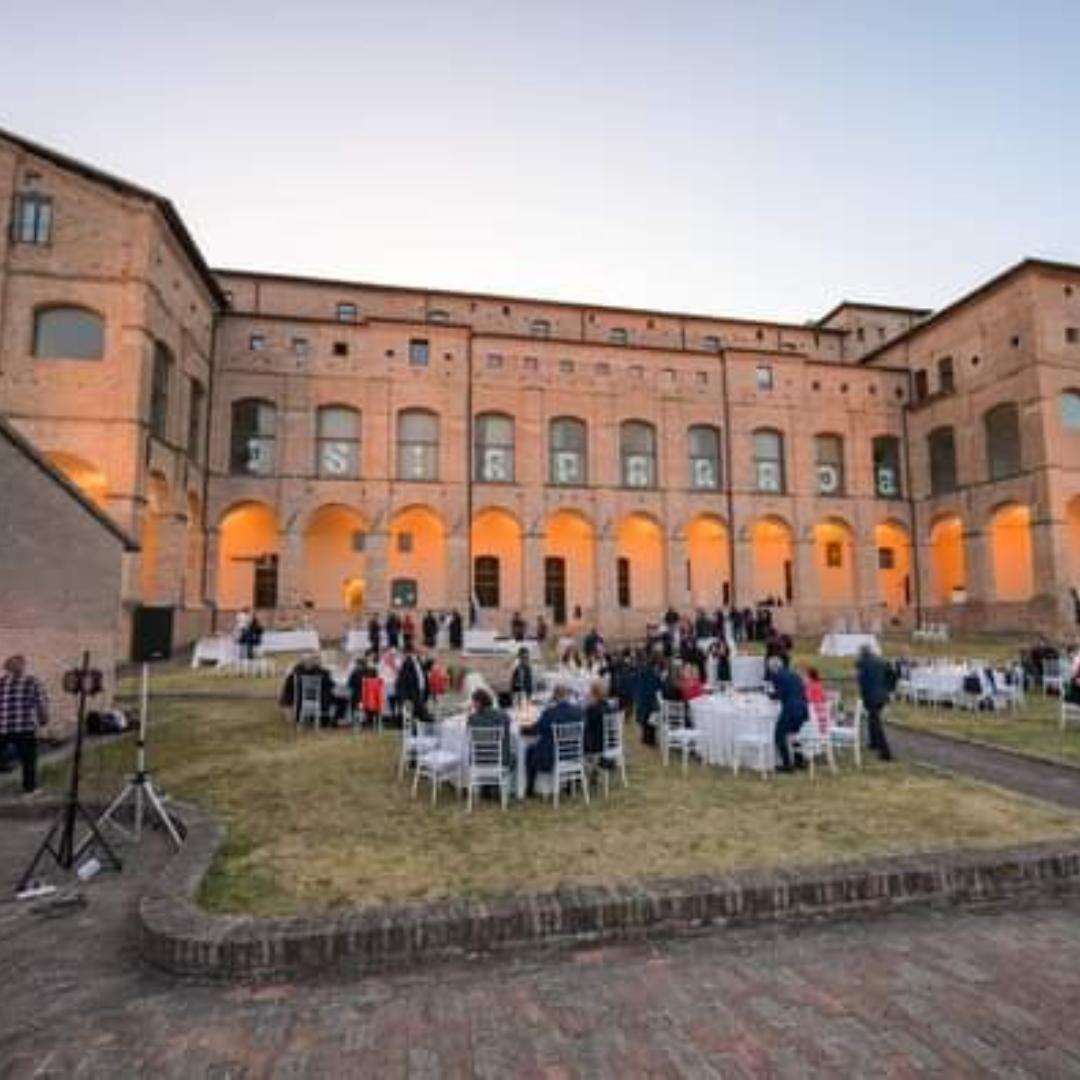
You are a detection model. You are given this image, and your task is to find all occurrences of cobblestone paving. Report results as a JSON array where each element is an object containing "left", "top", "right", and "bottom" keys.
[{"left": 1, "top": 816, "right": 1079, "bottom": 1079}]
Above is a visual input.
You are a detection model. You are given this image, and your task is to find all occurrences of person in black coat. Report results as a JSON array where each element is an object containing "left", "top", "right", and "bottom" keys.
[
  {"left": 523, "top": 685, "right": 582, "bottom": 796},
  {"left": 386, "top": 611, "right": 402, "bottom": 650},
  {"left": 511, "top": 611, "right": 526, "bottom": 642},
  {"left": 367, "top": 614, "right": 382, "bottom": 658},
  {"left": 856, "top": 645, "right": 894, "bottom": 761},
  {"left": 509, "top": 647, "right": 534, "bottom": 698},
  {"left": 765, "top": 657, "right": 808, "bottom": 772},
  {"left": 633, "top": 659, "right": 664, "bottom": 746},
  {"left": 448, "top": 609, "right": 464, "bottom": 650},
  {"left": 396, "top": 642, "right": 432, "bottom": 722},
  {"left": 422, "top": 610, "right": 439, "bottom": 649},
  {"left": 280, "top": 655, "right": 336, "bottom": 726},
  {"left": 583, "top": 680, "right": 611, "bottom": 757}
]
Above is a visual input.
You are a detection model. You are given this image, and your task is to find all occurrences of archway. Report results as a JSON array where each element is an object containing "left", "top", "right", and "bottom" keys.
[
  {"left": 874, "top": 522, "right": 911, "bottom": 614},
  {"left": 1068, "top": 496, "right": 1080, "bottom": 585},
  {"left": 471, "top": 508, "right": 524, "bottom": 614},
  {"left": 750, "top": 517, "right": 793, "bottom": 604},
  {"left": 140, "top": 472, "right": 170, "bottom": 603},
  {"left": 929, "top": 515, "right": 966, "bottom": 605},
  {"left": 47, "top": 451, "right": 108, "bottom": 508},
  {"left": 217, "top": 502, "right": 280, "bottom": 611},
  {"left": 389, "top": 506, "right": 447, "bottom": 610},
  {"left": 617, "top": 513, "right": 665, "bottom": 612},
  {"left": 813, "top": 518, "right": 857, "bottom": 606},
  {"left": 302, "top": 504, "right": 367, "bottom": 611},
  {"left": 544, "top": 511, "right": 595, "bottom": 625},
  {"left": 687, "top": 514, "right": 730, "bottom": 609},
  {"left": 185, "top": 492, "right": 204, "bottom": 607},
  {"left": 990, "top": 504, "right": 1035, "bottom": 602}
]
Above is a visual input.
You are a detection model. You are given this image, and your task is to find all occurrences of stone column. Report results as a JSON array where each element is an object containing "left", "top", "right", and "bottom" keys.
[
  {"left": 596, "top": 531, "right": 618, "bottom": 628},
  {"left": 732, "top": 529, "right": 755, "bottom": 610},
  {"left": 667, "top": 531, "right": 689, "bottom": 615},
  {"left": 794, "top": 532, "right": 820, "bottom": 634},
  {"left": 364, "top": 529, "right": 389, "bottom": 613},
  {"left": 278, "top": 525, "right": 305, "bottom": 615},
  {"left": 446, "top": 530, "right": 470, "bottom": 611},
  {"left": 523, "top": 527, "right": 546, "bottom": 619}
]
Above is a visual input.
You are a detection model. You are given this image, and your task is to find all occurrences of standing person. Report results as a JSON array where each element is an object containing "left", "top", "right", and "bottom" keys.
[
  {"left": 0, "top": 655, "right": 50, "bottom": 796},
  {"left": 511, "top": 611, "right": 526, "bottom": 643},
  {"left": 402, "top": 612, "right": 416, "bottom": 650},
  {"left": 633, "top": 656, "right": 664, "bottom": 746},
  {"left": 535, "top": 614, "right": 549, "bottom": 652},
  {"left": 765, "top": 656, "right": 808, "bottom": 773},
  {"left": 367, "top": 613, "right": 382, "bottom": 658},
  {"left": 856, "top": 645, "right": 894, "bottom": 761},
  {"left": 448, "top": 609, "right": 464, "bottom": 650},
  {"left": 396, "top": 640, "right": 431, "bottom": 722},
  {"left": 509, "top": 647, "right": 534, "bottom": 700},
  {"left": 386, "top": 611, "right": 402, "bottom": 651},
  {"left": 422, "top": 610, "right": 439, "bottom": 650}
]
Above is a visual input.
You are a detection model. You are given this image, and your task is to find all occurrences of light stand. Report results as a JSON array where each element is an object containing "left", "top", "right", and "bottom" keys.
[
  {"left": 97, "top": 662, "right": 182, "bottom": 848},
  {"left": 17, "top": 652, "right": 123, "bottom": 893}
]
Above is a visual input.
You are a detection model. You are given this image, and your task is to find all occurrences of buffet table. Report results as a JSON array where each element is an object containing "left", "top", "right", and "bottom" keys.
[{"left": 819, "top": 633, "right": 880, "bottom": 657}]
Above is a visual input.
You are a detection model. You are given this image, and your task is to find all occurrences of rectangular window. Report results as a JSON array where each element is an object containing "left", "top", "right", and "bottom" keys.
[
  {"left": 878, "top": 547, "right": 896, "bottom": 570},
  {"left": 872, "top": 436, "right": 902, "bottom": 498},
  {"left": 524, "top": 356, "right": 539, "bottom": 372},
  {"left": 292, "top": 337, "right": 309, "bottom": 357},
  {"left": 617, "top": 557, "right": 631, "bottom": 609},
  {"left": 332, "top": 341, "right": 349, "bottom": 357},
  {"left": 595, "top": 362, "right": 610, "bottom": 376},
  {"left": 397, "top": 531, "right": 413, "bottom": 554},
  {"left": 755, "top": 365, "right": 773, "bottom": 391},
  {"left": 559, "top": 358, "right": 575, "bottom": 374},
  {"left": 1067, "top": 327, "right": 1079, "bottom": 344},
  {"left": 938, "top": 356, "right": 955, "bottom": 395},
  {"left": 187, "top": 378, "right": 205, "bottom": 460},
  {"left": 12, "top": 193, "right": 52, "bottom": 244},
  {"left": 928, "top": 428, "right": 958, "bottom": 495},
  {"left": 486, "top": 352, "right": 504, "bottom": 369},
  {"left": 696, "top": 371, "right": 708, "bottom": 385},
  {"left": 250, "top": 334, "right": 266, "bottom": 352},
  {"left": 253, "top": 554, "right": 278, "bottom": 609},
  {"left": 408, "top": 338, "right": 430, "bottom": 366},
  {"left": 149, "top": 347, "right": 172, "bottom": 441},
  {"left": 337, "top": 302, "right": 358, "bottom": 322},
  {"left": 914, "top": 369, "right": 929, "bottom": 401},
  {"left": 474, "top": 556, "right": 501, "bottom": 608}
]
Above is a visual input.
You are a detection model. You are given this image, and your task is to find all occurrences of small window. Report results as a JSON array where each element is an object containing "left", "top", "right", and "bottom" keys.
[
  {"left": 856, "top": 327, "right": 865, "bottom": 342},
  {"left": 595, "top": 362, "right": 611, "bottom": 376},
  {"left": 1067, "top": 327, "right": 1079, "bottom": 344},
  {"left": 187, "top": 378, "right": 205, "bottom": 460},
  {"left": 249, "top": 334, "right": 266, "bottom": 352},
  {"left": 397, "top": 532, "right": 413, "bottom": 554},
  {"left": 149, "top": 343, "right": 173, "bottom": 441},
  {"left": 292, "top": 337, "right": 309, "bottom": 357},
  {"left": 630, "top": 365, "right": 644, "bottom": 379},
  {"left": 755, "top": 365, "right": 774, "bottom": 391},
  {"left": 696, "top": 371, "right": 708, "bottom": 385},
  {"left": 938, "top": 356, "right": 955, "bottom": 395},
  {"left": 12, "top": 192, "right": 52, "bottom": 245},
  {"left": 878, "top": 547, "right": 896, "bottom": 570},
  {"left": 559, "top": 358, "right": 575, "bottom": 374},
  {"left": 1011, "top": 335, "right": 1021, "bottom": 348},
  {"left": 474, "top": 556, "right": 501, "bottom": 608},
  {"left": 337, "top": 302, "right": 358, "bottom": 322},
  {"left": 530, "top": 318, "right": 551, "bottom": 339},
  {"left": 427, "top": 309, "right": 450, "bottom": 324},
  {"left": 523, "top": 355, "right": 539, "bottom": 372},
  {"left": 390, "top": 578, "right": 417, "bottom": 608},
  {"left": 332, "top": 341, "right": 349, "bottom": 357},
  {"left": 486, "top": 352, "right": 504, "bottom": 369},
  {"left": 351, "top": 531, "right": 366, "bottom": 552},
  {"left": 1061, "top": 391, "right": 1080, "bottom": 431},
  {"left": 408, "top": 338, "right": 430, "bottom": 366},
  {"left": 609, "top": 327, "right": 629, "bottom": 345},
  {"left": 702, "top": 335, "right": 721, "bottom": 352},
  {"left": 32, "top": 306, "right": 105, "bottom": 360},
  {"left": 663, "top": 368, "right": 676, "bottom": 383},
  {"left": 914, "top": 369, "right": 929, "bottom": 401},
  {"left": 617, "top": 557, "right": 631, "bottom": 609}
]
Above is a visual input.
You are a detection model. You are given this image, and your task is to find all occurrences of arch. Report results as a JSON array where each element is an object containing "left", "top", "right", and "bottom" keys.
[
  {"left": 217, "top": 501, "right": 280, "bottom": 611},
  {"left": 389, "top": 505, "right": 446, "bottom": 608},
  {"left": 929, "top": 514, "right": 966, "bottom": 605},
  {"left": 687, "top": 514, "right": 730, "bottom": 608},
  {"left": 750, "top": 516, "right": 793, "bottom": 603},
  {"left": 32, "top": 305, "right": 105, "bottom": 359},
  {"left": 185, "top": 491, "right": 204, "bottom": 606},
  {"left": 989, "top": 503, "right": 1035, "bottom": 602},
  {"left": 1069, "top": 496, "right": 1080, "bottom": 585},
  {"left": 140, "top": 472, "right": 171, "bottom": 602},
  {"left": 813, "top": 517, "right": 857, "bottom": 605},
  {"left": 616, "top": 512, "right": 666, "bottom": 611},
  {"left": 874, "top": 521, "right": 911, "bottom": 614},
  {"left": 46, "top": 452, "right": 108, "bottom": 508},
  {"left": 471, "top": 507, "right": 524, "bottom": 611},
  {"left": 302, "top": 503, "right": 368, "bottom": 611},
  {"left": 544, "top": 510, "right": 596, "bottom": 625}
]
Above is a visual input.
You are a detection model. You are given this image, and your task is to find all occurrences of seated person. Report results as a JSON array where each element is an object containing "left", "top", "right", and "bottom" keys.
[
  {"left": 522, "top": 683, "right": 582, "bottom": 796},
  {"left": 680, "top": 664, "right": 705, "bottom": 702},
  {"left": 804, "top": 666, "right": 828, "bottom": 729},
  {"left": 280, "top": 654, "right": 336, "bottom": 726},
  {"left": 583, "top": 679, "right": 612, "bottom": 759},
  {"left": 467, "top": 687, "right": 513, "bottom": 768}
]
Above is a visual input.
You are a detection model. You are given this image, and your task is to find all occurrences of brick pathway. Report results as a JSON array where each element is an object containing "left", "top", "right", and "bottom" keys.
[{"left": 1, "top": 815, "right": 1079, "bottom": 1078}]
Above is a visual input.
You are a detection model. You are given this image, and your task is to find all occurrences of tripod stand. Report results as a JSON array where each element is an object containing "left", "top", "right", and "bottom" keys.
[
  {"left": 18, "top": 652, "right": 123, "bottom": 893},
  {"left": 98, "top": 663, "right": 182, "bottom": 847}
]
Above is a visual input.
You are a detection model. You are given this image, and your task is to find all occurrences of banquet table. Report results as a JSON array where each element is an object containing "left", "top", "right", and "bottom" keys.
[
  {"left": 819, "top": 633, "right": 880, "bottom": 657},
  {"left": 730, "top": 655, "right": 767, "bottom": 690},
  {"left": 344, "top": 629, "right": 370, "bottom": 654},
  {"left": 190, "top": 635, "right": 237, "bottom": 668},
  {"left": 463, "top": 630, "right": 540, "bottom": 659},
  {"left": 538, "top": 669, "right": 593, "bottom": 700},
  {"left": 689, "top": 692, "right": 779, "bottom": 767},
  {"left": 257, "top": 629, "right": 321, "bottom": 655}
]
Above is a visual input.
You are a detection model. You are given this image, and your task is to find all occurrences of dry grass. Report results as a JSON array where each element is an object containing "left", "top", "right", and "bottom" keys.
[{"left": 56, "top": 694, "right": 1080, "bottom": 918}]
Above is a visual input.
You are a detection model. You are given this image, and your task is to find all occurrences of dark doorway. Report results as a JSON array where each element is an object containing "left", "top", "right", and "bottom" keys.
[{"left": 545, "top": 556, "right": 567, "bottom": 625}]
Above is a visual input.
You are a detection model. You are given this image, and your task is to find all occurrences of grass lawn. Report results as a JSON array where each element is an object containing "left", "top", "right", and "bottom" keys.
[{"left": 54, "top": 694, "right": 1080, "bottom": 918}]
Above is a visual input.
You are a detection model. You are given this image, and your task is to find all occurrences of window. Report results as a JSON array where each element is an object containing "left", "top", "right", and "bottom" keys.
[
  {"left": 1067, "top": 327, "right": 1079, "bottom": 344},
  {"left": 696, "top": 371, "right": 708, "bottom": 385},
  {"left": 230, "top": 399, "right": 277, "bottom": 475},
  {"left": 550, "top": 417, "right": 587, "bottom": 485},
  {"left": 427, "top": 309, "right": 450, "bottom": 324},
  {"left": 486, "top": 352, "right": 504, "bottom": 369},
  {"left": 752, "top": 428, "right": 785, "bottom": 493},
  {"left": 914, "top": 369, "right": 929, "bottom": 401},
  {"left": 332, "top": 341, "right": 349, "bottom": 357},
  {"left": 1010, "top": 335, "right": 1021, "bottom": 348},
  {"left": 928, "top": 426, "right": 957, "bottom": 495},
  {"left": 872, "top": 436, "right": 902, "bottom": 498},
  {"left": 755, "top": 365, "right": 773, "bottom": 391},
  {"left": 397, "top": 409, "right": 439, "bottom": 479},
  {"left": 702, "top": 335, "right": 721, "bottom": 352},
  {"left": 620, "top": 420, "right": 657, "bottom": 488},
  {"left": 878, "top": 547, "right": 896, "bottom": 570},
  {"left": 316, "top": 406, "right": 360, "bottom": 478},
  {"left": 856, "top": 327, "right": 865, "bottom": 343},
  {"left": 397, "top": 532, "right": 413, "bottom": 554},
  {"left": 630, "top": 365, "right": 644, "bottom": 379},
  {"left": 249, "top": 334, "right": 266, "bottom": 352},
  {"left": 814, "top": 434, "right": 844, "bottom": 495},
  {"left": 474, "top": 556, "right": 500, "bottom": 608},
  {"left": 253, "top": 555, "right": 279, "bottom": 609},
  {"left": 12, "top": 192, "right": 52, "bottom": 244},
  {"left": 984, "top": 403, "right": 1021, "bottom": 480},
  {"left": 663, "top": 368, "right": 676, "bottom": 383},
  {"left": 149, "top": 343, "right": 173, "bottom": 441},
  {"left": 595, "top": 362, "right": 610, "bottom": 376},
  {"left": 474, "top": 413, "right": 515, "bottom": 482},
  {"left": 292, "top": 336, "right": 309, "bottom": 357},
  {"left": 32, "top": 306, "right": 104, "bottom": 359},
  {"left": 1061, "top": 391, "right": 1080, "bottom": 431},
  {"left": 337, "top": 302, "right": 358, "bottom": 322},
  {"left": 408, "top": 338, "right": 430, "bottom": 366},
  {"left": 523, "top": 355, "right": 539, "bottom": 372},
  {"left": 617, "top": 557, "right": 631, "bottom": 608},
  {"left": 390, "top": 578, "right": 418, "bottom": 608},
  {"left": 187, "top": 378, "right": 205, "bottom": 460},
  {"left": 688, "top": 425, "right": 721, "bottom": 489},
  {"left": 530, "top": 318, "right": 551, "bottom": 339},
  {"left": 938, "top": 356, "right": 955, "bottom": 395},
  {"left": 559, "top": 358, "right": 575, "bottom": 374},
  {"left": 609, "top": 327, "right": 629, "bottom": 345}
]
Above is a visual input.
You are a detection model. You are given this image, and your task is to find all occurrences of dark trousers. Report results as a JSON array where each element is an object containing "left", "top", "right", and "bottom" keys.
[
  {"left": 865, "top": 702, "right": 893, "bottom": 760},
  {"left": 0, "top": 732, "right": 38, "bottom": 792},
  {"left": 525, "top": 743, "right": 548, "bottom": 795},
  {"left": 774, "top": 715, "right": 805, "bottom": 771}
]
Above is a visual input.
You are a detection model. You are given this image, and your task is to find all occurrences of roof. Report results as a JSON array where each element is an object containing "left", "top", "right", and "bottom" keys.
[
  {"left": 0, "top": 125, "right": 227, "bottom": 308},
  {"left": 859, "top": 257, "right": 1080, "bottom": 365},
  {"left": 0, "top": 416, "right": 140, "bottom": 552},
  {"left": 816, "top": 299, "right": 932, "bottom": 327}
]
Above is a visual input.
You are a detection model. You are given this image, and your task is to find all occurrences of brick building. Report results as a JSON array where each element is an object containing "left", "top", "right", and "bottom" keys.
[{"left": 1, "top": 125, "right": 1078, "bottom": 651}]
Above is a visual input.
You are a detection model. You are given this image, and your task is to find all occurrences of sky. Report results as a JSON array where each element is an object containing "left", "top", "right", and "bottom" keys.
[{"left": 2, "top": 0, "right": 1078, "bottom": 322}]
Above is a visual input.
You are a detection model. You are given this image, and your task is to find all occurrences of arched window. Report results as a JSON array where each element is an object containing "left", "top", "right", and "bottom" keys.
[
  {"left": 928, "top": 426, "right": 957, "bottom": 494},
  {"left": 149, "top": 342, "right": 173, "bottom": 441},
  {"left": 620, "top": 420, "right": 657, "bottom": 488},
  {"left": 550, "top": 417, "right": 587, "bottom": 485},
  {"left": 530, "top": 318, "right": 552, "bottom": 339},
  {"left": 474, "top": 555, "right": 501, "bottom": 608},
  {"left": 474, "top": 413, "right": 515, "bottom": 482},
  {"left": 230, "top": 399, "right": 277, "bottom": 475},
  {"left": 688, "top": 425, "right": 721, "bottom": 489},
  {"left": 752, "top": 428, "right": 785, "bottom": 493},
  {"left": 814, "top": 433, "right": 844, "bottom": 495},
  {"left": 984, "top": 403, "right": 1021, "bottom": 480},
  {"left": 1061, "top": 390, "right": 1080, "bottom": 432},
  {"left": 397, "top": 409, "right": 440, "bottom": 480},
  {"left": 872, "top": 435, "right": 902, "bottom": 498},
  {"left": 32, "top": 306, "right": 105, "bottom": 360},
  {"left": 316, "top": 405, "right": 360, "bottom": 478}
]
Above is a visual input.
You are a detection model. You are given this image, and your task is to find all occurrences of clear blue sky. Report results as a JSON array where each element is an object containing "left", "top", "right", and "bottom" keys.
[{"left": 3, "top": 0, "right": 1077, "bottom": 321}]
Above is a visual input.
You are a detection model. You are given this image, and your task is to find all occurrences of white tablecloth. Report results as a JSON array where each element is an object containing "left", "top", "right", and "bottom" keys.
[
  {"left": 689, "top": 693, "right": 779, "bottom": 766},
  {"left": 538, "top": 669, "right": 594, "bottom": 700},
  {"left": 191, "top": 636, "right": 237, "bottom": 668},
  {"left": 462, "top": 630, "right": 539, "bottom": 658},
  {"left": 344, "top": 629, "right": 370, "bottom": 654},
  {"left": 257, "top": 629, "right": 321, "bottom": 655},
  {"left": 437, "top": 714, "right": 533, "bottom": 799},
  {"left": 819, "top": 633, "right": 880, "bottom": 657},
  {"left": 730, "top": 656, "right": 767, "bottom": 690}
]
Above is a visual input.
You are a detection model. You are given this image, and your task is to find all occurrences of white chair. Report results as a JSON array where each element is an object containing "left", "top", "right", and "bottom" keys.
[
  {"left": 1061, "top": 699, "right": 1080, "bottom": 732},
  {"left": 296, "top": 674, "right": 323, "bottom": 729},
  {"left": 397, "top": 703, "right": 438, "bottom": 780},
  {"left": 789, "top": 703, "right": 837, "bottom": 779},
  {"left": 829, "top": 700, "right": 863, "bottom": 768},
  {"left": 552, "top": 721, "right": 589, "bottom": 807},
  {"left": 598, "top": 709, "right": 628, "bottom": 796},
  {"left": 1042, "top": 659, "right": 1066, "bottom": 697},
  {"left": 732, "top": 720, "right": 774, "bottom": 779},
  {"left": 412, "top": 743, "right": 462, "bottom": 804},
  {"left": 465, "top": 727, "right": 511, "bottom": 811},
  {"left": 657, "top": 696, "right": 701, "bottom": 773}
]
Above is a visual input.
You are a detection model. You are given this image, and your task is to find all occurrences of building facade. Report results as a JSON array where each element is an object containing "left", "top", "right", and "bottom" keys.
[{"left": 1, "top": 126, "right": 1078, "bottom": 650}]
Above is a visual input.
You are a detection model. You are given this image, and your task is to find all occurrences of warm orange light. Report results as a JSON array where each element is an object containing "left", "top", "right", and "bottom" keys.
[
  {"left": 990, "top": 504, "right": 1034, "bottom": 602},
  {"left": 930, "top": 515, "right": 966, "bottom": 605}
]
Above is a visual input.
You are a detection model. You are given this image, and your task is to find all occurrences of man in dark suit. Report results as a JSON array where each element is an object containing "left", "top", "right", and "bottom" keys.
[
  {"left": 396, "top": 640, "right": 431, "bottom": 723},
  {"left": 468, "top": 687, "right": 513, "bottom": 768},
  {"left": 766, "top": 657, "right": 809, "bottom": 772},
  {"left": 523, "top": 684, "right": 582, "bottom": 796},
  {"left": 856, "top": 645, "right": 894, "bottom": 761},
  {"left": 280, "top": 654, "right": 336, "bottom": 726},
  {"left": 509, "top": 647, "right": 534, "bottom": 698}
]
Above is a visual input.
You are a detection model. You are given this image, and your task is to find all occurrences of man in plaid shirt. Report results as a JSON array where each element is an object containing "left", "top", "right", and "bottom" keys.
[{"left": 0, "top": 655, "right": 50, "bottom": 795}]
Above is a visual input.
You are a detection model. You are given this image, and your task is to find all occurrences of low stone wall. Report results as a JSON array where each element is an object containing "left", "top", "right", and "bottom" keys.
[{"left": 139, "top": 801, "right": 1080, "bottom": 981}]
